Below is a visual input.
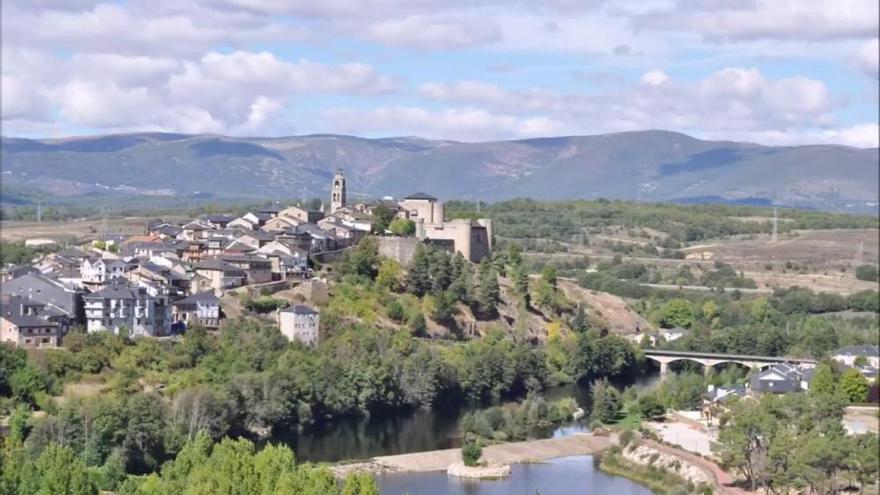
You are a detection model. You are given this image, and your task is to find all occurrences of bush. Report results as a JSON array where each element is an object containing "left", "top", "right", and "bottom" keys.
[
  {"left": 462, "top": 442, "right": 482, "bottom": 466},
  {"left": 636, "top": 393, "right": 666, "bottom": 420},
  {"left": 244, "top": 297, "right": 286, "bottom": 314},
  {"left": 619, "top": 429, "right": 637, "bottom": 447},
  {"left": 855, "top": 264, "right": 879, "bottom": 282},
  {"left": 385, "top": 300, "right": 406, "bottom": 322}
]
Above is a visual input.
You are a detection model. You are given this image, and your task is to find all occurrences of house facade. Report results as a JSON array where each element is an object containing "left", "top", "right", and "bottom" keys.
[
  {"left": 83, "top": 282, "right": 167, "bottom": 336},
  {"left": 171, "top": 292, "right": 221, "bottom": 329},
  {"left": 749, "top": 363, "right": 810, "bottom": 394},
  {"left": 1, "top": 315, "right": 61, "bottom": 348},
  {"left": 277, "top": 305, "right": 320, "bottom": 345},
  {"left": 833, "top": 345, "right": 880, "bottom": 369},
  {"left": 81, "top": 258, "right": 127, "bottom": 288}
]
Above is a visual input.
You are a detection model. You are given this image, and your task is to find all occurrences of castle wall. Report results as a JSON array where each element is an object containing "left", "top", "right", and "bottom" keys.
[{"left": 377, "top": 236, "right": 421, "bottom": 266}]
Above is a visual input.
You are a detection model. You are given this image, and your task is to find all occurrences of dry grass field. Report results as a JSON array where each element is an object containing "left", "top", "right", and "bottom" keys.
[
  {"left": 682, "top": 229, "right": 879, "bottom": 269},
  {"left": 0, "top": 216, "right": 188, "bottom": 243}
]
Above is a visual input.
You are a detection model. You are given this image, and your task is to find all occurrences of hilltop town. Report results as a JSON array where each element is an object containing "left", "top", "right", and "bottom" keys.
[{"left": 1, "top": 171, "right": 494, "bottom": 347}]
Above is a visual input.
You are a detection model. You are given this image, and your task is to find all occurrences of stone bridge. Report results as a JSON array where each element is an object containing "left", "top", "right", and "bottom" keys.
[{"left": 643, "top": 350, "right": 817, "bottom": 375}]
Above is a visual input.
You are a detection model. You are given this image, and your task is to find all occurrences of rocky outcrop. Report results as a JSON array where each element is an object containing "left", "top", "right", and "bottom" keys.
[
  {"left": 621, "top": 444, "right": 712, "bottom": 487},
  {"left": 447, "top": 462, "right": 511, "bottom": 479}
]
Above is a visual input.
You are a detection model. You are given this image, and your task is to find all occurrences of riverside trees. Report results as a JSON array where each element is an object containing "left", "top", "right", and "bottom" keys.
[{"left": 713, "top": 391, "right": 879, "bottom": 493}]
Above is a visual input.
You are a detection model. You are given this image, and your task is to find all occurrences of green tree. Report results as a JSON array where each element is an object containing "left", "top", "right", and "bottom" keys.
[
  {"left": 388, "top": 218, "right": 416, "bottom": 236},
  {"left": 376, "top": 259, "right": 403, "bottom": 291},
  {"left": 370, "top": 204, "right": 396, "bottom": 234},
  {"left": 590, "top": 378, "right": 621, "bottom": 424},
  {"left": 342, "top": 473, "right": 379, "bottom": 495},
  {"left": 341, "top": 236, "right": 380, "bottom": 279},
  {"left": 512, "top": 264, "right": 530, "bottom": 305},
  {"left": 461, "top": 441, "right": 483, "bottom": 467},
  {"left": 9, "top": 364, "right": 49, "bottom": 405},
  {"left": 658, "top": 299, "right": 694, "bottom": 329},
  {"left": 33, "top": 444, "right": 97, "bottom": 495},
  {"left": 570, "top": 306, "right": 589, "bottom": 333},
  {"left": 9, "top": 405, "right": 31, "bottom": 443},
  {"left": 636, "top": 393, "right": 665, "bottom": 420},
  {"left": 541, "top": 265, "right": 557, "bottom": 288},
  {"left": 840, "top": 367, "right": 869, "bottom": 403},
  {"left": 475, "top": 259, "right": 500, "bottom": 318},
  {"left": 810, "top": 362, "right": 838, "bottom": 396},
  {"left": 406, "top": 245, "right": 432, "bottom": 296}
]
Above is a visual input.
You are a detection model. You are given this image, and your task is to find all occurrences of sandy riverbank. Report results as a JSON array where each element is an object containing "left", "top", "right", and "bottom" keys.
[{"left": 333, "top": 432, "right": 612, "bottom": 476}]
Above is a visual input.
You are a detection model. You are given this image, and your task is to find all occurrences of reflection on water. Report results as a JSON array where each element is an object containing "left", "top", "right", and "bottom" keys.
[
  {"left": 279, "top": 372, "right": 660, "bottom": 463},
  {"left": 377, "top": 456, "right": 656, "bottom": 495}
]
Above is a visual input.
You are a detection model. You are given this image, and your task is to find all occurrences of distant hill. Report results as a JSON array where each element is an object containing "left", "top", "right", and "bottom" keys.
[{"left": 1, "top": 131, "right": 877, "bottom": 212}]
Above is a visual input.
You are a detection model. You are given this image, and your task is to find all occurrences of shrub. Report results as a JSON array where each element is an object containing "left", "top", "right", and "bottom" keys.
[
  {"left": 461, "top": 442, "right": 482, "bottom": 466},
  {"left": 855, "top": 264, "right": 879, "bottom": 282}
]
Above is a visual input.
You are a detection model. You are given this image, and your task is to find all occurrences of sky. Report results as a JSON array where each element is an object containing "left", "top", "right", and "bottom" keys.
[{"left": 1, "top": 0, "right": 878, "bottom": 147}]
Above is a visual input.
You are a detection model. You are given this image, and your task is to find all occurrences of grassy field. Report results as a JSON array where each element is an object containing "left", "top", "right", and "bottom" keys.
[{"left": 0, "top": 216, "right": 186, "bottom": 243}]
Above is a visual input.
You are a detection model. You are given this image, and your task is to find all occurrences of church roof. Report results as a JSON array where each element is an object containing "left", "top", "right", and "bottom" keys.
[{"left": 404, "top": 192, "right": 437, "bottom": 201}]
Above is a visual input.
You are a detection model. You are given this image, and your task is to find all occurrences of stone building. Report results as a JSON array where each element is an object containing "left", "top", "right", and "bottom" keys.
[
  {"left": 328, "top": 172, "right": 492, "bottom": 262},
  {"left": 330, "top": 170, "right": 347, "bottom": 213},
  {"left": 398, "top": 192, "right": 492, "bottom": 262},
  {"left": 1, "top": 315, "right": 61, "bottom": 348},
  {"left": 277, "top": 304, "right": 320, "bottom": 345}
]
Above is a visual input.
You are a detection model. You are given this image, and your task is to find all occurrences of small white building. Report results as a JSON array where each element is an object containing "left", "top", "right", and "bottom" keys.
[
  {"left": 83, "top": 282, "right": 167, "bottom": 336},
  {"left": 81, "top": 258, "right": 127, "bottom": 288},
  {"left": 833, "top": 345, "right": 880, "bottom": 369},
  {"left": 171, "top": 291, "right": 221, "bottom": 329},
  {"left": 277, "top": 305, "right": 320, "bottom": 346},
  {"left": 660, "top": 327, "right": 687, "bottom": 342}
]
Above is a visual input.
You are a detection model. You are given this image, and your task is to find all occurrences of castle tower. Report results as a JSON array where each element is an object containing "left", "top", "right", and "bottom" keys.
[{"left": 330, "top": 170, "right": 346, "bottom": 214}]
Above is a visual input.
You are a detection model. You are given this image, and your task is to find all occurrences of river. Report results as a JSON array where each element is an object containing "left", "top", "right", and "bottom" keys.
[
  {"left": 377, "top": 455, "right": 655, "bottom": 495},
  {"left": 278, "top": 374, "right": 659, "bottom": 463}
]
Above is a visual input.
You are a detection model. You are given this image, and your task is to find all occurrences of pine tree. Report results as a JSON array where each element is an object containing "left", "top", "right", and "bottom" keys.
[
  {"left": 449, "top": 253, "right": 472, "bottom": 302},
  {"left": 476, "top": 259, "right": 500, "bottom": 318},
  {"left": 570, "top": 305, "right": 589, "bottom": 333},
  {"left": 512, "top": 264, "right": 530, "bottom": 306},
  {"left": 406, "top": 245, "right": 432, "bottom": 296},
  {"left": 429, "top": 250, "right": 452, "bottom": 294}
]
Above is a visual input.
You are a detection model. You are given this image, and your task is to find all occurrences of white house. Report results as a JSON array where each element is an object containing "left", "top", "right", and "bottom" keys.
[
  {"left": 277, "top": 305, "right": 319, "bottom": 345},
  {"left": 81, "top": 258, "right": 127, "bottom": 288},
  {"left": 171, "top": 292, "right": 221, "bottom": 329},
  {"left": 833, "top": 345, "right": 880, "bottom": 369},
  {"left": 660, "top": 327, "right": 688, "bottom": 342},
  {"left": 83, "top": 282, "right": 167, "bottom": 336}
]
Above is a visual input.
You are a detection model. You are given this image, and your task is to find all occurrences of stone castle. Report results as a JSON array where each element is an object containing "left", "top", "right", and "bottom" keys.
[{"left": 327, "top": 171, "right": 492, "bottom": 262}]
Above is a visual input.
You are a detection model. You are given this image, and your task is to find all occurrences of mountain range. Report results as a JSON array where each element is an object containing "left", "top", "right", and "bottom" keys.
[{"left": 1, "top": 130, "right": 877, "bottom": 212}]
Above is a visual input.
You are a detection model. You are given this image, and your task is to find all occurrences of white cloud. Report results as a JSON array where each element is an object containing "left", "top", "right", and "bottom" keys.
[
  {"left": 640, "top": 70, "right": 670, "bottom": 85},
  {"left": 2, "top": 49, "right": 397, "bottom": 135},
  {"left": 399, "top": 68, "right": 843, "bottom": 144},
  {"left": 322, "top": 106, "right": 565, "bottom": 141},
  {"left": 362, "top": 15, "right": 501, "bottom": 49},
  {"left": 638, "top": 0, "right": 879, "bottom": 41},
  {"left": 858, "top": 39, "right": 879, "bottom": 76},
  {"left": 821, "top": 124, "right": 880, "bottom": 148}
]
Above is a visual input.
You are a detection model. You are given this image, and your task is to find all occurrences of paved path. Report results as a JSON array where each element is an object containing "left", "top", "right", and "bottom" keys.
[
  {"left": 642, "top": 439, "right": 748, "bottom": 495},
  {"left": 373, "top": 433, "right": 611, "bottom": 473}
]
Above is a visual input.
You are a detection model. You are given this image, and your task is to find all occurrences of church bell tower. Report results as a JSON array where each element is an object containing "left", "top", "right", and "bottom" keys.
[{"left": 330, "top": 170, "right": 346, "bottom": 213}]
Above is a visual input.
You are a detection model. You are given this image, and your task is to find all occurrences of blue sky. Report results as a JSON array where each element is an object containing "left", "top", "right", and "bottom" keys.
[{"left": 2, "top": 0, "right": 878, "bottom": 146}]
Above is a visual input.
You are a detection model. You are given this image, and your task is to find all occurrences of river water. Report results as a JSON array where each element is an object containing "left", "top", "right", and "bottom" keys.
[
  {"left": 280, "top": 375, "right": 659, "bottom": 463},
  {"left": 377, "top": 455, "right": 655, "bottom": 495}
]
